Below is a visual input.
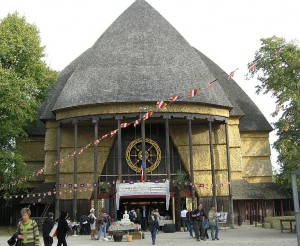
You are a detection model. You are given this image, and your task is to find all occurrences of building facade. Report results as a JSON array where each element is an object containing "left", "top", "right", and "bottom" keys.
[{"left": 1, "top": 0, "right": 292, "bottom": 227}]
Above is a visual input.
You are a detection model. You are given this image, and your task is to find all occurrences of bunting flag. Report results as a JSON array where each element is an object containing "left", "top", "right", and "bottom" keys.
[
  {"left": 156, "top": 100, "right": 167, "bottom": 109},
  {"left": 274, "top": 46, "right": 282, "bottom": 57},
  {"left": 142, "top": 111, "right": 153, "bottom": 120},
  {"left": 134, "top": 119, "right": 141, "bottom": 127},
  {"left": 110, "top": 129, "right": 118, "bottom": 137},
  {"left": 78, "top": 148, "right": 84, "bottom": 155},
  {"left": 94, "top": 139, "right": 100, "bottom": 145},
  {"left": 187, "top": 89, "right": 198, "bottom": 98},
  {"left": 101, "top": 134, "right": 109, "bottom": 140},
  {"left": 248, "top": 63, "right": 256, "bottom": 72},
  {"left": 207, "top": 79, "right": 218, "bottom": 89},
  {"left": 227, "top": 68, "right": 239, "bottom": 80},
  {"left": 120, "top": 122, "right": 130, "bottom": 128},
  {"left": 169, "top": 95, "right": 182, "bottom": 103}
]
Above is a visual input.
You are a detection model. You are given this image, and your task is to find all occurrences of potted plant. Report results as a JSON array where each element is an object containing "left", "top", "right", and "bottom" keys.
[{"left": 112, "top": 231, "right": 124, "bottom": 242}]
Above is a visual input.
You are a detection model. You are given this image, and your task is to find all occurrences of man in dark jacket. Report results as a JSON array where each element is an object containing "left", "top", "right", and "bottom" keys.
[
  {"left": 57, "top": 211, "right": 70, "bottom": 246},
  {"left": 192, "top": 204, "right": 206, "bottom": 241},
  {"left": 42, "top": 212, "right": 55, "bottom": 246}
]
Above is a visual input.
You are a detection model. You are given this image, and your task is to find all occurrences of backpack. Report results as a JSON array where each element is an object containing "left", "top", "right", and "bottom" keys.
[{"left": 89, "top": 215, "right": 95, "bottom": 224}]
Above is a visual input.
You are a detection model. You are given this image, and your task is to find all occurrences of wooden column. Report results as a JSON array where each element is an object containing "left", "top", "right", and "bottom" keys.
[
  {"left": 272, "top": 199, "right": 275, "bottom": 217},
  {"left": 55, "top": 122, "right": 61, "bottom": 219},
  {"left": 141, "top": 118, "right": 146, "bottom": 180},
  {"left": 225, "top": 120, "right": 234, "bottom": 227},
  {"left": 93, "top": 117, "right": 99, "bottom": 218},
  {"left": 188, "top": 117, "right": 196, "bottom": 209},
  {"left": 73, "top": 120, "right": 78, "bottom": 221},
  {"left": 208, "top": 118, "right": 217, "bottom": 208},
  {"left": 117, "top": 119, "right": 122, "bottom": 182},
  {"left": 164, "top": 114, "right": 171, "bottom": 180}
]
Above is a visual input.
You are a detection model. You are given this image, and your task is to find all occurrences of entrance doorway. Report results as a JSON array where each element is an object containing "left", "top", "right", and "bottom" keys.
[{"left": 117, "top": 197, "right": 172, "bottom": 220}]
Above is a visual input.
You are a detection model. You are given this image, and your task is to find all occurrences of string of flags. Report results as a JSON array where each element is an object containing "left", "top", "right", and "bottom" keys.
[
  {"left": 0, "top": 45, "right": 284, "bottom": 192},
  {"left": 0, "top": 180, "right": 229, "bottom": 200}
]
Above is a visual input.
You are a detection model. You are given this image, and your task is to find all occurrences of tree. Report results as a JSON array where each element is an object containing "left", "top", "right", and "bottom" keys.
[
  {"left": 248, "top": 36, "right": 300, "bottom": 190},
  {"left": 0, "top": 13, "right": 57, "bottom": 195}
]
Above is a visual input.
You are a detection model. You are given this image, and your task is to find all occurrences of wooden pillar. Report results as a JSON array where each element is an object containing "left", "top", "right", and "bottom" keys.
[
  {"left": 164, "top": 114, "right": 171, "bottom": 180},
  {"left": 238, "top": 201, "right": 241, "bottom": 226},
  {"left": 225, "top": 120, "right": 234, "bottom": 226},
  {"left": 289, "top": 199, "right": 292, "bottom": 215},
  {"left": 117, "top": 119, "right": 122, "bottom": 182},
  {"left": 188, "top": 117, "right": 196, "bottom": 209},
  {"left": 141, "top": 118, "right": 146, "bottom": 180},
  {"left": 73, "top": 120, "right": 78, "bottom": 221},
  {"left": 272, "top": 199, "right": 275, "bottom": 217},
  {"left": 55, "top": 122, "right": 61, "bottom": 219},
  {"left": 208, "top": 118, "right": 217, "bottom": 208},
  {"left": 281, "top": 200, "right": 284, "bottom": 216},
  {"left": 93, "top": 117, "right": 99, "bottom": 218},
  {"left": 249, "top": 201, "right": 253, "bottom": 225}
]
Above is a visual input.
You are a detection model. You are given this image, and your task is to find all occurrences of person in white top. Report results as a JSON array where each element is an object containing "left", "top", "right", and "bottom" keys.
[
  {"left": 180, "top": 207, "right": 188, "bottom": 232},
  {"left": 89, "top": 208, "right": 97, "bottom": 240}
]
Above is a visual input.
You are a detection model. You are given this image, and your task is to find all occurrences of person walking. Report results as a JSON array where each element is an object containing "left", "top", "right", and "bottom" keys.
[
  {"left": 186, "top": 208, "right": 194, "bottom": 237},
  {"left": 57, "top": 211, "right": 70, "bottom": 246},
  {"left": 208, "top": 205, "right": 219, "bottom": 240},
  {"left": 97, "top": 209, "right": 111, "bottom": 241},
  {"left": 16, "top": 207, "right": 40, "bottom": 246},
  {"left": 88, "top": 208, "right": 97, "bottom": 240},
  {"left": 141, "top": 205, "right": 148, "bottom": 231},
  {"left": 148, "top": 209, "right": 159, "bottom": 245},
  {"left": 154, "top": 209, "right": 161, "bottom": 233},
  {"left": 42, "top": 212, "right": 55, "bottom": 246},
  {"left": 180, "top": 207, "right": 188, "bottom": 232},
  {"left": 79, "top": 214, "right": 89, "bottom": 235},
  {"left": 192, "top": 204, "right": 206, "bottom": 241}
]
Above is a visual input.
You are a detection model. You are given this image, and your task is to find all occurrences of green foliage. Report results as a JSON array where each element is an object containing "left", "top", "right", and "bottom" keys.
[
  {"left": 174, "top": 170, "right": 190, "bottom": 192},
  {"left": 248, "top": 36, "right": 300, "bottom": 190},
  {"left": 0, "top": 13, "right": 57, "bottom": 195}
]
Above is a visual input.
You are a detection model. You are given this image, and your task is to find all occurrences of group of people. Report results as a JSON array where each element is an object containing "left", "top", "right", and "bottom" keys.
[
  {"left": 9, "top": 207, "right": 70, "bottom": 246},
  {"left": 87, "top": 208, "right": 111, "bottom": 241},
  {"left": 181, "top": 204, "right": 219, "bottom": 241}
]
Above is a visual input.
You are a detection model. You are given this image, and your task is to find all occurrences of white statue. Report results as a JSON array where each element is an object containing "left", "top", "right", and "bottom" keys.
[{"left": 121, "top": 210, "right": 130, "bottom": 222}]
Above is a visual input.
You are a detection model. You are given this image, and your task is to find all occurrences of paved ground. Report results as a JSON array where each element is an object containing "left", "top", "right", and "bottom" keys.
[{"left": 1, "top": 225, "right": 297, "bottom": 246}]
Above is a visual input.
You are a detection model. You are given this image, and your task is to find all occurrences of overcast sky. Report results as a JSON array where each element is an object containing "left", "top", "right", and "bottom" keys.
[{"left": 1, "top": 0, "right": 300, "bottom": 171}]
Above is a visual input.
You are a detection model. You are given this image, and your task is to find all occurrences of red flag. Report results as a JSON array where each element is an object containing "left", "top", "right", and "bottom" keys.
[
  {"left": 110, "top": 129, "right": 118, "bottom": 137},
  {"left": 248, "top": 63, "right": 256, "bottom": 72},
  {"left": 187, "top": 89, "right": 198, "bottom": 98},
  {"left": 143, "top": 111, "right": 153, "bottom": 120},
  {"left": 156, "top": 100, "right": 167, "bottom": 109},
  {"left": 227, "top": 68, "right": 239, "bottom": 80},
  {"left": 94, "top": 139, "right": 100, "bottom": 145},
  {"left": 169, "top": 95, "right": 182, "bottom": 103},
  {"left": 101, "top": 134, "right": 109, "bottom": 140},
  {"left": 134, "top": 119, "right": 141, "bottom": 127},
  {"left": 120, "top": 123, "right": 130, "bottom": 128},
  {"left": 207, "top": 79, "right": 218, "bottom": 89},
  {"left": 274, "top": 47, "right": 281, "bottom": 57}
]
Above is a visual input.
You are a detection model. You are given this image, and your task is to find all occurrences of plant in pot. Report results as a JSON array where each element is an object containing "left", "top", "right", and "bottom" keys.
[{"left": 112, "top": 231, "right": 124, "bottom": 242}]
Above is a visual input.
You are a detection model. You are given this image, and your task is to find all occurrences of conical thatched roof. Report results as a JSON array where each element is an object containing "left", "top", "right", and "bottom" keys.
[{"left": 40, "top": 0, "right": 232, "bottom": 120}]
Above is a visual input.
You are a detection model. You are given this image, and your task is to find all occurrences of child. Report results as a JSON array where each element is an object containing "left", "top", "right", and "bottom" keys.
[{"left": 203, "top": 215, "right": 209, "bottom": 239}]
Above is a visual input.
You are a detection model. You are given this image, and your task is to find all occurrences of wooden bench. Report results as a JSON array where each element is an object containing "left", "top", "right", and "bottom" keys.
[{"left": 279, "top": 219, "right": 295, "bottom": 233}]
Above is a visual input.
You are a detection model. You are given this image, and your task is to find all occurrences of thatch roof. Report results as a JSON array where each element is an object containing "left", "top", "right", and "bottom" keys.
[
  {"left": 39, "top": 0, "right": 232, "bottom": 120},
  {"left": 37, "top": 0, "right": 272, "bottom": 134},
  {"left": 232, "top": 180, "right": 291, "bottom": 200},
  {"left": 195, "top": 50, "right": 273, "bottom": 132},
  {"left": 21, "top": 182, "right": 55, "bottom": 204}
]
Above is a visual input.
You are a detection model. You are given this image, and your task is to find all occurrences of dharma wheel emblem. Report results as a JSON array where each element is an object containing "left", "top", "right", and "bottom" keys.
[{"left": 126, "top": 138, "right": 161, "bottom": 173}]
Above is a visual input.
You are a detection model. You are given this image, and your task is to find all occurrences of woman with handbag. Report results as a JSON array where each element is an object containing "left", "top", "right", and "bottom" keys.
[
  {"left": 148, "top": 209, "right": 159, "bottom": 245},
  {"left": 16, "top": 207, "right": 40, "bottom": 246}
]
